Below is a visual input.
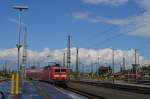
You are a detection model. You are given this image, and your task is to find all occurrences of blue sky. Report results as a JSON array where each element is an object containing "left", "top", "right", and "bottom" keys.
[{"left": 0, "top": 0, "right": 150, "bottom": 59}]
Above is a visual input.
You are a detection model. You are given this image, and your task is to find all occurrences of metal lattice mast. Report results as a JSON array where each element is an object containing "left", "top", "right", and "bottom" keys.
[{"left": 22, "top": 27, "right": 28, "bottom": 79}]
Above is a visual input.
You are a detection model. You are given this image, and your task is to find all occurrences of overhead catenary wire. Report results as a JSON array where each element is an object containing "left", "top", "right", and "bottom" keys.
[
  {"left": 71, "top": 20, "right": 150, "bottom": 71},
  {"left": 74, "top": 26, "right": 117, "bottom": 47},
  {"left": 84, "top": 21, "right": 150, "bottom": 48},
  {"left": 73, "top": 7, "right": 150, "bottom": 49}
]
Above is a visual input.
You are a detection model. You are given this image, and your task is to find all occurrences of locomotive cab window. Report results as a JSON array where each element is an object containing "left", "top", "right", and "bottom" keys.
[
  {"left": 55, "top": 69, "right": 60, "bottom": 73},
  {"left": 61, "top": 69, "right": 66, "bottom": 73}
]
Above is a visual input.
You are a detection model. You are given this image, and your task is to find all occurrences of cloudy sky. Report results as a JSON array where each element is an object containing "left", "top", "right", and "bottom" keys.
[{"left": 0, "top": 0, "right": 150, "bottom": 71}]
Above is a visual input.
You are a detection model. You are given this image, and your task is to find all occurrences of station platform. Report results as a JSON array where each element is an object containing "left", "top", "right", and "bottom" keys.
[{"left": 0, "top": 81, "right": 86, "bottom": 99}]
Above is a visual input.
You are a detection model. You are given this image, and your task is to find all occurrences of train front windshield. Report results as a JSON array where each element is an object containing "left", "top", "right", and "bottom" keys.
[
  {"left": 54, "top": 69, "right": 66, "bottom": 74},
  {"left": 61, "top": 69, "right": 66, "bottom": 73},
  {"left": 55, "top": 69, "right": 60, "bottom": 73}
]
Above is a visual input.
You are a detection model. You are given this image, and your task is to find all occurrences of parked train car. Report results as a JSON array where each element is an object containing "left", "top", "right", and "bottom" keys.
[
  {"left": 26, "top": 64, "right": 68, "bottom": 84},
  {"left": 124, "top": 73, "right": 142, "bottom": 78}
]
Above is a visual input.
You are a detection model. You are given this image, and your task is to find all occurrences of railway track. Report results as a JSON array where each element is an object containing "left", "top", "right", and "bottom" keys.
[
  {"left": 58, "top": 85, "right": 107, "bottom": 99},
  {"left": 136, "top": 80, "right": 150, "bottom": 85},
  {"left": 70, "top": 80, "right": 150, "bottom": 95},
  {"left": 37, "top": 80, "right": 150, "bottom": 99},
  {"left": 39, "top": 80, "right": 107, "bottom": 99},
  {"left": 0, "top": 79, "right": 9, "bottom": 82}
]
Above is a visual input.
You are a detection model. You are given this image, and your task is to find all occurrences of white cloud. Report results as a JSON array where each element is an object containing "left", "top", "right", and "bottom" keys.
[
  {"left": 0, "top": 48, "right": 18, "bottom": 60},
  {"left": 126, "top": 0, "right": 150, "bottom": 37},
  {"left": 82, "top": 0, "right": 129, "bottom": 6},
  {"left": 72, "top": 0, "right": 150, "bottom": 37},
  {"left": 0, "top": 48, "right": 149, "bottom": 71},
  {"left": 72, "top": 12, "right": 90, "bottom": 20}
]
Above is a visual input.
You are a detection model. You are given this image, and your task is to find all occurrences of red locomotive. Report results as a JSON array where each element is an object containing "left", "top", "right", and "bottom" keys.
[{"left": 26, "top": 64, "right": 68, "bottom": 84}]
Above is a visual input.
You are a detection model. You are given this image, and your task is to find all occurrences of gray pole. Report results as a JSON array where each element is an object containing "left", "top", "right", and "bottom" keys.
[
  {"left": 47, "top": 55, "right": 51, "bottom": 66},
  {"left": 135, "top": 49, "right": 138, "bottom": 81},
  {"left": 98, "top": 57, "right": 100, "bottom": 65},
  {"left": 137, "top": 55, "right": 139, "bottom": 65},
  {"left": 76, "top": 48, "right": 79, "bottom": 79},
  {"left": 63, "top": 53, "right": 66, "bottom": 67},
  {"left": 112, "top": 48, "right": 115, "bottom": 84},
  {"left": 4, "top": 60, "right": 8, "bottom": 73},
  {"left": 13, "top": 5, "right": 28, "bottom": 73},
  {"left": 82, "top": 64, "right": 84, "bottom": 74},
  {"left": 135, "top": 49, "right": 137, "bottom": 65},
  {"left": 138, "top": 55, "right": 141, "bottom": 72},
  {"left": 91, "top": 62, "right": 93, "bottom": 78},
  {"left": 17, "top": 11, "right": 21, "bottom": 73},
  {"left": 123, "top": 57, "right": 125, "bottom": 72},
  {"left": 97, "top": 57, "right": 100, "bottom": 76},
  {"left": 13, "top": 5, "right": 28, "bottom": 93},
  {"left": 67, "top": 35, "right": 71, "bottom": 69}
]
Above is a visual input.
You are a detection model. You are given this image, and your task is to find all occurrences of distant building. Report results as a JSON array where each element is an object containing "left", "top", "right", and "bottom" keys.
[
  {"left": 112, "top": 64, "right": 142, "bottom": 78},
  {"left": 140, "top": 65, "right": 150, "bottom": 78},
  {"left": 30, "top": 65, "right": 36, "bottom": 69},
  {"left": 98, "top": 66, "right": 112, "bottom": 77},
  {"left": 132, "top": 64, "right": 140, "bottom": 73}
]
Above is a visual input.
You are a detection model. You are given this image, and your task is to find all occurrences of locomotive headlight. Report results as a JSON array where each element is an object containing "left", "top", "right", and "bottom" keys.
[
  {"left": 54, "top": 75, "right": 59, "bottom": 77},
  {"left": 61, "top": 75, "right": 66, "bottom": 77}
]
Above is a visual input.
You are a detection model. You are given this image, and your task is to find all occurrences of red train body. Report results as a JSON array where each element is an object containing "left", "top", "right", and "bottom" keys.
[{"left": 26, "top": 65, "right": 68, "bottom": 84}]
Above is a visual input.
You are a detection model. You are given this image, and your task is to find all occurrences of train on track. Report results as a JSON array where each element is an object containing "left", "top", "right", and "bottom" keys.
[{"left": 26, "top": 63, "right": 69, "bottom": 84}]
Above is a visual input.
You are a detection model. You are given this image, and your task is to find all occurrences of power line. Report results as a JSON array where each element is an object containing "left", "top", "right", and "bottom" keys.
[
  {"left": 74, "top": 7, "right": 147, "bottom": 48},
  {"left": 86, "top": 21, "right": 150, "bottom": 48},
  {"left": 76, "top": 26, "right": 117, "bottom": 47}
]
